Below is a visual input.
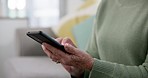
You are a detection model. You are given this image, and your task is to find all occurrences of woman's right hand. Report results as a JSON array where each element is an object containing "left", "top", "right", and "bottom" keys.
[{"left": 55, "top": 38, "right": 84, "bottom": 78}]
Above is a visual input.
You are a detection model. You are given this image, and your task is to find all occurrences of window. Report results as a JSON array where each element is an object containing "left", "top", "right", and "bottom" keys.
[
  {"left": 7, "top": 0, "right": 26, "bottom": 18},
  {"left": 27, "top": 0, "right": 60, "bottom": 27},
  {"left": 5, "top": 0, "right": 63, "bottom": 27}
]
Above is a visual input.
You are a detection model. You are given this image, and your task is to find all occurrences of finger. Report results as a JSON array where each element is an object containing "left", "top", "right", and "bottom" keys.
[
  {"left": 42, "top": 44, "right": 53, "bottom": 57},
  {"left": 42, "top": 45, "right": 60, "bottom": 62},
  {"left": 61, "top": 37, "right": 70, "bottom": 45},
  {"left": 42, "top": 44, "right": 51, "bottom": 54},
  {"left": 42, "top": 44, "right": 58, "bottom": 59},
  {"left": 42, "top": 43, "right": 56, "bottom": 54},
  {"left": 64, "top": 43, "right": 78, "bottom": 54},
  {"left": 62, "top": 37, "right": 76, "bottom": 47},
  {"left": 43, "top": 43, "right": 67, "bottom": 58},
  {"left": 62, "top": 64, "right": 71, "bottom": 72},
  {"left": 42, "top": 43, "right": 70, "bottom": 64},
  {"left": 51, "top": 56, "right": 59, "bottom": 62},
  {"left": 55, "top": 37, "right": 63, "bottom": 44},
  {"left": 49, "top": 54, "right": 60, "bottom": 64}
]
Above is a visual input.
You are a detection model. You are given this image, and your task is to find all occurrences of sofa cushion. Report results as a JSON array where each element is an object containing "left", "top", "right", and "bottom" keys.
[
  {"left": 15, "top": 27, "right": 56, "bottom": 56},
  {"left": 4, "top": 57, "right": 70, "bottom": 78}
]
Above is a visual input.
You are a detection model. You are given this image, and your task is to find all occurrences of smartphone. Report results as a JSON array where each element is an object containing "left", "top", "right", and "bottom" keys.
[{"left": 26, "top": 31, "right": 67, "bottom": 53}]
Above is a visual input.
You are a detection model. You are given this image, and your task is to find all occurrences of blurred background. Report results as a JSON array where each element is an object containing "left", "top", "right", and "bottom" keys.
[{"left": 0, "top": 0, "right": 100, "bottom": 78}]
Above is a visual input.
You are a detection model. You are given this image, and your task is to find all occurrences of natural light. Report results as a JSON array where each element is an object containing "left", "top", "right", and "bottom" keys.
[
  {"left": 8, "top": 0, "right": 26, "bottom": 10},
  {"left": 7, "top": 0, "right": 59, "bottom": 27}
]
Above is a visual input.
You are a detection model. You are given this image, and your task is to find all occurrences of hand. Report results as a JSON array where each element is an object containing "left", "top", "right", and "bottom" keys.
[{"left": 41, "top": 37, "right": 94, "bottom": 78}]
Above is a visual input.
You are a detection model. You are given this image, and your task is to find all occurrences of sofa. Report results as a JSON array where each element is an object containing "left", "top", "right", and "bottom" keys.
[{"left": 3, "top": 27, "right": 71, "bottom": 78}]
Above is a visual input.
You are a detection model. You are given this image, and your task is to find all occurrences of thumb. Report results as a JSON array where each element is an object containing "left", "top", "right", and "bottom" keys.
[{"left": 64, "top": 43, "right": 78, "bottom": 54}]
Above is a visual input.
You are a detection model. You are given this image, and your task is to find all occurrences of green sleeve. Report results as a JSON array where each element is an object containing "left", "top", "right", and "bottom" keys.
[
  {"left": 83, "top": 0, "right": 148, "bottom": 77},
  {"left": 83, "top": 1, "right": 103, "bottom": 77},
  {"left": 83, "top": 17, "right": 101, "bottom": 78},
  {"left": 84, "top": 0, "right": 103, "bottom": 59},
  {"left": 84, "top": 25, "right": 148, "bottom": 78},
  {"left": 88, "top": 56, "right": 148, "bottom": 78},
  {"left": 85, "top": 21, "right": 100, "bottom": 59},
  {"left": 83, "top": 21, "right": 100, "bottom": 78}
]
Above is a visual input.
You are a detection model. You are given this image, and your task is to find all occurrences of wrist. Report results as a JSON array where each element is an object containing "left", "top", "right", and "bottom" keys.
[{"left": 85, "top": 58, "right": 95, "bottom": 71}]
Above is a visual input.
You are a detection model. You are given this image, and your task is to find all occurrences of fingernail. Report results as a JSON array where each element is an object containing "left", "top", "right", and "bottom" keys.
[
  {"left": 64, "top": 43, "right": 68, "bottom": 50},
  {"left": 41, "top": 45, "right": 45, "bottom": 49},
  {"left": 65, "top": 43, "right": 72, "bottom": 49},
  {"left": 65, "top": 43, "right": 69, "bottom": 46},
  {"left": 61, "top": 42, "right": 64, "bottom": 45}
]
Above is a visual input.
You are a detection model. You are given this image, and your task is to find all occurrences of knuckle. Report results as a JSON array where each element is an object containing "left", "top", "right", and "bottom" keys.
[
  {"left": 50, "top": 54, "right": 56, "bottom": 60},
  {"left": 61, "top": 58, "right": 69, "bottom": 65},
  {"left": 43, "top": 48, "right": 48, "bottom": 53},
  {"left": 67, "top": 46, "right": 75, "bottom": 52},
  {"left": 60, "top": 59, "right": 66, "bottom": 64},
  {"left": 56, "top": 37, "right": 64, "bottom": 43},
  {"left": 44, "top": 48, "right": 48, "bottom": 51},
  {"left": 52, "top": 56, "right": 57, "bottom": 60}
]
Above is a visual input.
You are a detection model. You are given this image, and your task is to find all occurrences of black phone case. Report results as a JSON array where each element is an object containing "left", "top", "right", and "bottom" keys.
[{"left": 26, "top": 31, "right": 66, "bottom": 53}]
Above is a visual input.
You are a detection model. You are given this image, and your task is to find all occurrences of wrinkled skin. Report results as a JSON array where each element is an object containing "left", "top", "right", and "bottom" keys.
[{"left": 41, "top": 37, "right": 94, "bottom": 78}]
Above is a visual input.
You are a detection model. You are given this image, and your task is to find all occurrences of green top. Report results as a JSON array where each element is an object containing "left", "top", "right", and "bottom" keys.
[{"left": 85, "top": 0, "right": 148, "bottom": 78}]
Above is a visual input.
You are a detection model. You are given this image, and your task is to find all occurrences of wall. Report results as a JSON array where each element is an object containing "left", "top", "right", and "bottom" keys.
[
  {"left": 0, "top": 18, "right": 27, "bottom": 78},
  {"left": 0, "top": 1, "right": 2, "bottom": 17},
  {"left": 0, "top": 0, "right": 7, "bottom": 17},
  {"left": 66, "top": 0, "right": 84, "bottom": 14}
]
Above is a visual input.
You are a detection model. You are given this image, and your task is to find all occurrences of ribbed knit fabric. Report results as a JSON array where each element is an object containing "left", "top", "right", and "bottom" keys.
[{"left": 84, "top": 0, "right": 148, "bottom": 78}]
